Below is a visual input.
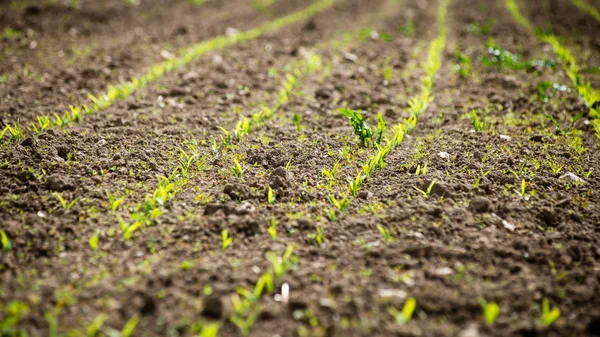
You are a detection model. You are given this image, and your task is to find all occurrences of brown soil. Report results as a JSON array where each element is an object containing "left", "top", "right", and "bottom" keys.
[{"left": 1, "top": 0, "right": 599, "bottom": 336}]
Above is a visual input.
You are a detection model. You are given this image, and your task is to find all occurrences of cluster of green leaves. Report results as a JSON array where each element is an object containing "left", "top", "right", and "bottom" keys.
[
  {"left": 230, "top": 246, "right": 296, "bottom": 335},
  {"left": 470, "top": 109, "right": 487, "bottom": 132},
  {"left": 454, "top": 50, "right": 472, "bottom": 78},
  {"left": 339, "top": 108, "right": 374, "bottom": 147},
  {"left": 0, "top": 121, "right": 22, "bottom": 144},
  {"left": 481, "top": 40, "right": 555, "bottom": 72},
  {"left": 3, "top": 0, "right": 335, "bottom": 143}
]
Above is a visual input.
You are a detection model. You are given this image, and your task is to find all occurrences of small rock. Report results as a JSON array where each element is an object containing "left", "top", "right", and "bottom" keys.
[
  {"left": 378, "top": 289, "right": 407, "bottom": 299},
  {"left": 201, "top": 295, "right": 223, "bottom": 319},
  {"left": 502, "top": 219, "right": 515, "bottom": 232},
  {"left": 434, "top": 267, "right": 454, "bottom": 276},
  {"left": 47, "top": 174, "right": 75, "bottom": 191},
  {"left": 235, "top": 202, "right": 255, "bottom": 215},
  {"left": 468, "top": 197, "right": 490, "bottom": 213},
  {"left": 343, "top": 52, "right": 358, "bottom": 63},
  {"left": 559, "top": 172, "right": 585, "bottom": 184},
  {"left": 500, "top": 134, "right": 511, "bottom": 141},
  {"left": 21, "top": 138, "right": 34, "bottom": 147},
  {"left": 56, "top": 145, "right": 69, "bottom": 160},
  {"left": 96, "top": 139, "right": 107, "bottom": 147},
  {"left": 539, "top": 207, "right": 557, "bottom": 226},
  {"left": 224, "top": 183, "right": 252, "bottom": 200},
  {"left": 315, "top": 87, "right": 331, "bottom": 100},
  {"left": 459, "top": 323, "right": 480, "bottom": 337},
  {"left": 437, "top": 151, "right": 451, "bottom": 160},
  {"left": 530, "top": 134, "right": 545, "bottom": 142}
]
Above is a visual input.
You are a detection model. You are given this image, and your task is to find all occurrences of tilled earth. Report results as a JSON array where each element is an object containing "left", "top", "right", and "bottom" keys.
[{"left": 1, "top": 0, "right": 599, "bottom": 336}]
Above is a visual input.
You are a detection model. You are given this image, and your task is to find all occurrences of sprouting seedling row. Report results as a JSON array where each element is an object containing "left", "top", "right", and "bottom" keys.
[
  {"left": 0, "top": 0, "right": 337, "bottom": 146},
  {"left": 217, "top": 52, "right": 323, "bottom": 150},
  {"left": 506, "top": 0, "right": 600, "bottom": 131},
  {"left": 571, "top": 0, "right": 600, "bottom": 22},
  {"left": 327, "top": 0, "right": 451, "bottom": 215}
]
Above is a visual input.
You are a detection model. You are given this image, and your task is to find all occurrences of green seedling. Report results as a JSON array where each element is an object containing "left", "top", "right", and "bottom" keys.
[
  {"left": 546, "top": 160, "right": 563, "bottom": 175},
  {"left": 1, "top": 230, "right": 11, "bottom": 252},
  {"left": 308, "top": 227, "right": 325, "bottom": 245},
  {"left": 231, "top": 157, "right": 244, "bottom": 177},
  {"left": 328, "top": 194, "right": 351, "bottom": 212},
  {"left": 339, "top": 108, "right": 373, "bottom": 147},
  {"left": 0, "top": 121, "right": 23, "bottom": 143},
  {"left": 121, "top": 314, "right": 140, "bottom": 337},
  {"left": 479, "top": 298, "right": 500, "bottom": 325},
  {"left": 234, "top": 118, "right": 251, "bottom": 139},
  {"left": 383, "top": 66, "right": 393, "bottom": 82},
  {"left": 106, "top": 190, "right": 125, "bottom": 214},
  {"left": 515, "top": 179, "right": 534, "bottom": 200},
  {"left": 178, "top": 149, "right": 198, "bottom": 178},
  {"left": 376, "top": 225, "right": 392, "bottom": 243},
  {"left": 413, "top": 179, "right": 436, "bottom": 198},
  {"left": 222, "top": 229, "right": 233, "bottom": 251},
  {"left": 470, "top": 109, "right": 487, "bottom": 132},
  {"left": 293, "top": 113, "right": 302, "bottom": 131},
  {"left": 376, "top": 112, "right": 386, "bottom": 145},
  {"left": 86, "top": 313, "right": 108, "bottom": 337},
  {"left": 30, "top": 115, "right": 52, "bottom": 134},
  {"left": 89, "top": 234, "right": 99, "bottom": 252},
  {"left": 195, "top": 322, "right": 220, "bottom": 337},
  {"left": 322, "top": 161, "right": 340, "bottom": 182},
  {"left": 388, "top": 297, "right": 417, "bottom": 326},
  {"left": 218, "top": 126, "right": 232, "bottom": 146},
  {"left": 0, "top": 27, "right": 22, "bottom": 40},
  {"left": 415, "top": 163, "right": 428, "bottom": 175},
  {"left": 266, "top": 245, "right": 296, "bottom": 279},
  {"left": 348, "top": 171, "right": 365, "bottom": 197},
  {"left": 326, "top": 208, "right": 336, "bottom": 222},
  {"left": 540, "top": 298, "right": 560, "bottom": 327},
  {"left": 454, "top": 50, "right": 472, "bottom": 78},
  {"left": 52, "top": 192, "right": 78, "bottom": 210},
  {"left": 268, "top": 217, "right": 277, "bottom": 240},
  {"left": 267, "top": 187, "right": 275, "bottom": 204}
]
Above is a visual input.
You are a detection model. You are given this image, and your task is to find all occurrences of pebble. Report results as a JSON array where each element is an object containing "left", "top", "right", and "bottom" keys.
[
  {"left": 500, "top": 134, "right": 511, "bottom": 141},
  {"left": 468, "top": 196, "right": 490, "bottom": 213},
  {"left": 559, "top": 172, "right": 585, "bottom": 184},
  {"left": 437, "top": 151, "right": 451, "bottom": 159}
]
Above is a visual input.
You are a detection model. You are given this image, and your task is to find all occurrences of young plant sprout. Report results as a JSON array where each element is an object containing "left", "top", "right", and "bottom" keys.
[
  {"left": 52, "top": 192, "right": 78, "bottom": 210},
  {"left": 268, "top": 217, "right": 277, "bottom": 240},
  {"left": 0, "top": 230, "right": 11, "bottom": 252},
  {"left": 267, "top": 187, "right": 276, "bottom": 204},
  {"left": 540, "top": 298, "right": 560, "bottom": 327},
  {"left": 388, "top": 297, "right": 417, "bottom": 326},
  {"left": 413, "top": 179, "right": 436, "bottom": 198},
  {"left": 376, "top": 225, "right": 392, "bottom": 243},
  {"left": 339, "top": 108, "right": 374, "bottom": 147},
  {"left": 222, "top": 229, "right": 233, "bottom": 251},
  {"left": 479, "top": 298, "right": 500, "bottom": 325},
  {"left": 231, "top": 157, "right": 244, "bottom": 177},
  {"left": 470, "top": 109, "right": 486, "bottom": 132}
]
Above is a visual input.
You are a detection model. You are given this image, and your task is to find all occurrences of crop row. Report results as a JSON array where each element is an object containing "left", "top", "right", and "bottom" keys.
[
  {"left": 0, "top": 0, "right": 336, "bottom": 146},
  {"left": 506, "top": 0, "right": 600, "bottom": 140}
]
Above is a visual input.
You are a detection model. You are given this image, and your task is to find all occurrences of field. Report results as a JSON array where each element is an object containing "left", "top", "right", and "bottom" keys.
[{"left": 1, "top": 0, "right": 599, "bottom": 336}]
